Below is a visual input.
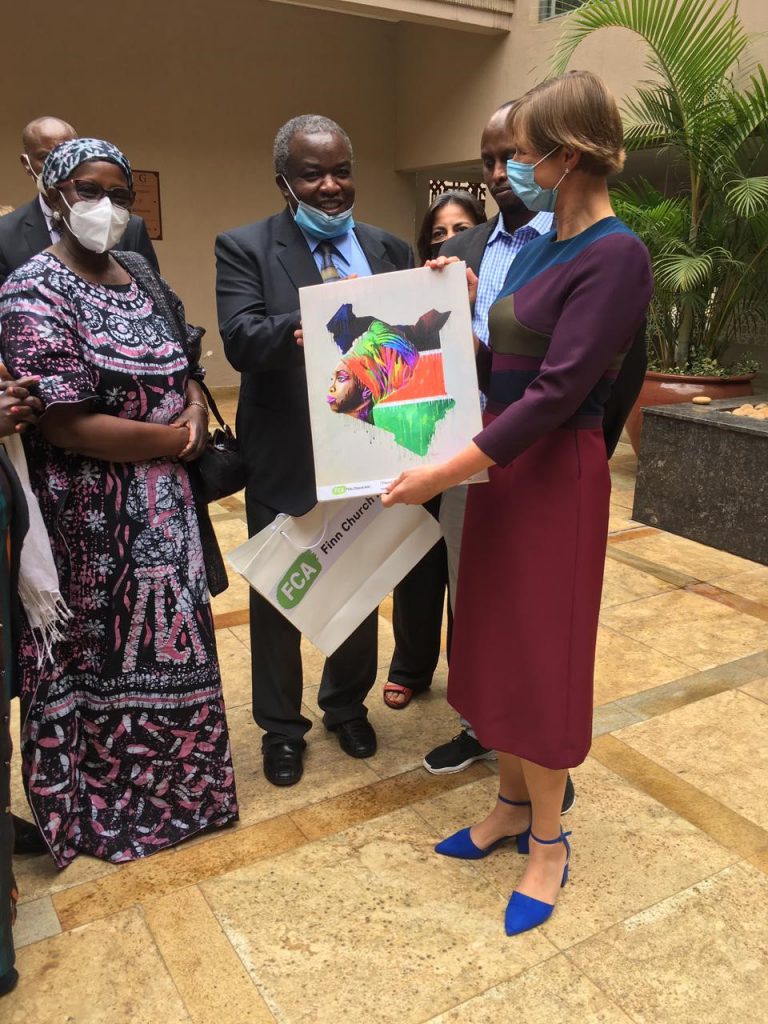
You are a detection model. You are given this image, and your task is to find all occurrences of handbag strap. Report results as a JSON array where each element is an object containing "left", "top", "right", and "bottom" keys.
[
  {"left": 198, "top": 381, "right": 230, "bottom": 432},
  {"left": 112, "top": 250, "right": 186, "bottom": 348},
  {"left": 112, "top": 250, "right": 233, "bottom": 433}
]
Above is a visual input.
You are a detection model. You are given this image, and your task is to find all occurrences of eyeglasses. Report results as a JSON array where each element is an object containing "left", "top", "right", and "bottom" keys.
[{"left": 59, "top": 178, "right": 135, "bottom": 209}]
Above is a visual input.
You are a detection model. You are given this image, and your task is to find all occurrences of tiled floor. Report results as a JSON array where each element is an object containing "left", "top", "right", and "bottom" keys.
[{"left": 6, "top": 432, "right": 768, "bottom": 1024}]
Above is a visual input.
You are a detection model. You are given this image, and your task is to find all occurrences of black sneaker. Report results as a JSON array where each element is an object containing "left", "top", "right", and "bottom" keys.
[
  {"left": 561, "top": 773, "right": 576, "bottom": 816},
  {"left": 423, "top": 730, "right": 496, "bottom": 775}
]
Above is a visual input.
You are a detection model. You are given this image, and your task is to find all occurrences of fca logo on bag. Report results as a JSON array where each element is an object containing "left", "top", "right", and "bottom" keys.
[{"left": 277, "top": 551, "right": 322, "bottom": 609}]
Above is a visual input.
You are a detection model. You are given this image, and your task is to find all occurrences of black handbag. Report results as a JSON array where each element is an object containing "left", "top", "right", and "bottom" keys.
[
  {"left": 112, "top": 251, "right": 246, "bottom": 502},
  {"left": 193, "top": 384, "right": 247, "bottom": 503},
  {"left": 111, "top": 250, "right": 233, "bottom": 596}
]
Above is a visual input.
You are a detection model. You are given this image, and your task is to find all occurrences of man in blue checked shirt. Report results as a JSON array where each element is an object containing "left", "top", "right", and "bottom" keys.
[
  {"left": 422, "top": 101, "right": 646, "bottom": 790},
  {"left": 468, "top": 109, "right": 555, "bottom": 352}
]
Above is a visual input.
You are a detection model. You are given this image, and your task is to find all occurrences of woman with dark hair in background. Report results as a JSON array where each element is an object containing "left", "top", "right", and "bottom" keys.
[
  {"left": 415, "top": 190, "right": 487, "bottom": 265},
  {"left": 384, "top": 190, "right": 487, "bottom": 709}
]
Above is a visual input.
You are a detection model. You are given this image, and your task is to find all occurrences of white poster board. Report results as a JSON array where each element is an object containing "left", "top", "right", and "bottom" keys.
[{"left": 300, "top": 262, "right": 485, "bottom": 502}]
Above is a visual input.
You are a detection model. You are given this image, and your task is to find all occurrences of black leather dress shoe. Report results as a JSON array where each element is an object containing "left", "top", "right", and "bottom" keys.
[
  {"left": 331, "top": 718, "right": 377, "bottom": 759},
  {"left": 263, "top": 741, "right": 304, "bottom": 787},
  {"left": 12, "top": 813, "right": 47, "bottom": 855},
  {"left": 0, "top": 967, "right": 19, "bottom": 997}
]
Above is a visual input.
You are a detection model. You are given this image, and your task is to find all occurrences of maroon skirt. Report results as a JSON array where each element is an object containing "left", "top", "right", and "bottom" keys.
[{"left": 447, "top": 424, "right": 610, "bottom": 769}]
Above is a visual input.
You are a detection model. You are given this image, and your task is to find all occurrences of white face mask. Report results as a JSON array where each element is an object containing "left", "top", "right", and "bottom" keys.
[
  {"left": 59, "top": 193, "right": 130, "bottom": 253},
  {"left": 23, "top": 155, "right": 46, "bottom": 195}
]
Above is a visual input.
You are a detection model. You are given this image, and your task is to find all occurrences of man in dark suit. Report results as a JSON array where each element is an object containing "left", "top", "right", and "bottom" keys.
[
  {"left": 216, "top": 115, "right": 413, "bottom": 786},
  {"left": 0, "top": 116, "right": 158, "bottom": 286},
  {"left": 423, "top": 101, "right": 647, "bottom": 789}
]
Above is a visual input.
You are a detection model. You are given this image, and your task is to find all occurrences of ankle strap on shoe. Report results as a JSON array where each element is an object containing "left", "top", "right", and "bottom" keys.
[
  {"left": 498, "top": 794, "right": 531, "bottom": 807},
  {"left": 530, "top": 829, "right": 572, "bottom": 845}
]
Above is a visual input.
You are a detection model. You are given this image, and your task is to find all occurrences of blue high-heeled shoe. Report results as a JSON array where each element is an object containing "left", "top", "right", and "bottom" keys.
[
  {"left": 504, "top": 829, "right": 571, "bottom": 936},
  {"left": 435, "top": 794, "right": 531, "bottom": 860}
]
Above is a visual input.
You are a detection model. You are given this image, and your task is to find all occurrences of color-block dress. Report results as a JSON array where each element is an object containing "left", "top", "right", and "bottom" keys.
[
  {"left": 447, "top": 218, "right": 653, "bottom": 769},
  {"left": 0, "top": 252, "right": 238, "bottom": 867}
]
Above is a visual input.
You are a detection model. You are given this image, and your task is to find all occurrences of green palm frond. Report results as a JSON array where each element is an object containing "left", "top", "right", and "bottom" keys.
[
  {"left": 622, "top": 87, "right": 683, "bottom": 150},
  {"left": 719, "top": 67, "right": 768, "bottom": 153},
  {"left": 611, "top": 182, "right": 689, "bottom": 249},
  {"left": 552, "top": 0, "right": 748, "bottom": 87},
  {"left": 724, "top": 176, "right": 768, "bottom": 217},
  {"left": 654, "top": 249, "right": 731, "bottom": 291}
]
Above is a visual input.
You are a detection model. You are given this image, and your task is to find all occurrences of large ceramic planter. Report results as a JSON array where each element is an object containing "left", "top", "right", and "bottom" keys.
[
  {"left": 633, "top": 397, "right": 768, "bottom": 565},
  {"left": 625, "top": 370, "right": 756, "bottom": 454}
]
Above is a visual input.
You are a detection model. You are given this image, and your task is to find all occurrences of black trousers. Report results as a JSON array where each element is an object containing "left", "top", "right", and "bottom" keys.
[
  {"left": 246, "top": 494, "right": 378, "bottom": 748},
  {"left": 388, "top": 496, "right": 452, "bottom": 693},
  {"left": 0, "top": 710, "right": 14, "bottom": 983}
]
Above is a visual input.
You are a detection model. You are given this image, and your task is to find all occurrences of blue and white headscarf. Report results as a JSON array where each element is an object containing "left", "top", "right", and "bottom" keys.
[{"left": 42, "top": 138, "right": 132, "bottom": 190}]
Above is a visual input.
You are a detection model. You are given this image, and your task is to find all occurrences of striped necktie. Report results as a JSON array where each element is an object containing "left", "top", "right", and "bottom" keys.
[{"left": 316, "top": 241, "right": 341, "bottom": 282}]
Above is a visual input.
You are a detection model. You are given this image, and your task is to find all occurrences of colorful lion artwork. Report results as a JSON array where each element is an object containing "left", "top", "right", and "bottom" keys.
[{"left": 324, "top": 304, "right": 456, "bottom": 456}]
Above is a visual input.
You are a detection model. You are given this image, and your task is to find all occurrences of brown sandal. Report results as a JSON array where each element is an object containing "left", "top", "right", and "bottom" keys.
[{"left": 383, "top": 682, "right": 415, "bottom": 710}]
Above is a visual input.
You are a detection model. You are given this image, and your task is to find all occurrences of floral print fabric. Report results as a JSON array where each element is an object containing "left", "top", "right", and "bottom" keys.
[{"left": 0, "top": 252, "right": 238, "bottom": 867}]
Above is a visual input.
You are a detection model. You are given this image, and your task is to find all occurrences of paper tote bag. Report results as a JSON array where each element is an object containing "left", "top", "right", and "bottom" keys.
[{"left": 226, "top": 496, "right": 442, "bottom": 657}]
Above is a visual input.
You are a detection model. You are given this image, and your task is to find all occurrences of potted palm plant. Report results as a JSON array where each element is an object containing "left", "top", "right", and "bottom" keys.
[{"left": 552, "top": 0, "right": 768, "bottom": 452}]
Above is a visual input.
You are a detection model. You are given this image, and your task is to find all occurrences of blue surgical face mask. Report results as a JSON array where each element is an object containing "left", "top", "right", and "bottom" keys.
[
  {"left": 506, "top": 147, "right": 568, "bottom": 213},
  {"left": 281, "top": 176, "right": 355, "bottom": 239}
]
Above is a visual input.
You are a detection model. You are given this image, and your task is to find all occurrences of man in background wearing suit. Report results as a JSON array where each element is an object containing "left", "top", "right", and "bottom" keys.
[
  {"left": 0, "top": 116, "right": 158, "bottom": 286},
  {"left": 423, "top": 101, "right": 647, "bottom": 793},
  {"left": 216, "top": 115, "right": 413, "bottom": 787}
]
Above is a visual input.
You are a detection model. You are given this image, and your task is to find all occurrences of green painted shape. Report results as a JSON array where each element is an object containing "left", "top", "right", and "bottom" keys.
[
  {"left": 276, "top": 551, "right": 322, "bottom": 609},
  {"left": 373, "top": 397, "right": 456, "bottom": 456}
]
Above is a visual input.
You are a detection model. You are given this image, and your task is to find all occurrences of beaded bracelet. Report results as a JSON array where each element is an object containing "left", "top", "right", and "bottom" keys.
[{"left": 186, "top": 400, "right": 208, "bottom": 416}]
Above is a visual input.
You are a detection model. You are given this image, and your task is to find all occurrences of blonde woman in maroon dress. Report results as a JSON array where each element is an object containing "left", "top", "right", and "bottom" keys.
[{"left": 383, "top": 71, "right": 653, "bottom": 935}]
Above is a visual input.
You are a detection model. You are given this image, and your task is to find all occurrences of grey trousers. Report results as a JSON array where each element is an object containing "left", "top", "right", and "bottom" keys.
[{"left": 438, "top": 484, "right": 477, "bottom": 740}]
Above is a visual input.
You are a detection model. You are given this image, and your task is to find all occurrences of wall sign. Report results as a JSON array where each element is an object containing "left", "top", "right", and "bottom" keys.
[{"left": 132, "top": 169, "right": 162, "bottom": 240}]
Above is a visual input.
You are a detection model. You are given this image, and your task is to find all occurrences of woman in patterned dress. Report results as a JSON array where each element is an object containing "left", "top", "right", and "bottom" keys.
[
  {"left": 0, "top": 139, "right": 238, "bottom": 867},
  {"left": 383, "top": 72, "right": 653, "bottom": 935}
]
